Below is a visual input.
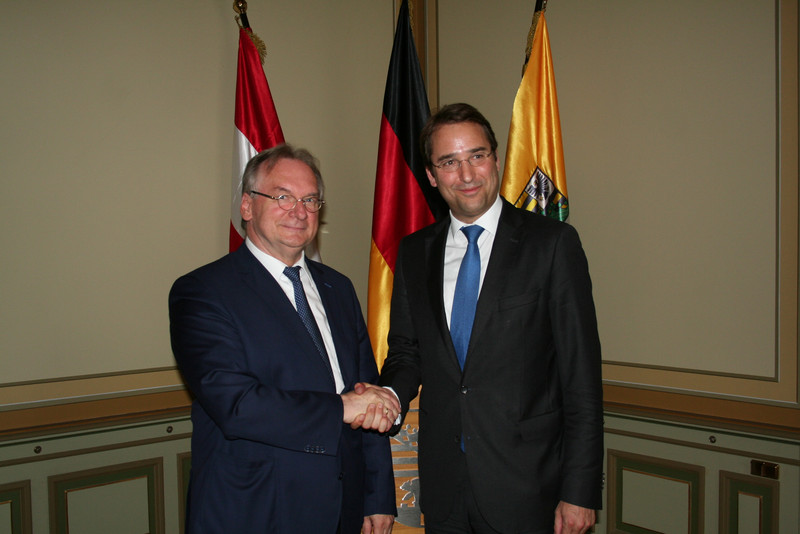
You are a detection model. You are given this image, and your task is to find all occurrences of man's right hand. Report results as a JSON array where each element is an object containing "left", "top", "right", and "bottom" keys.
[{"left": 341, "top": 383, "right": 400, "bottom": 433}]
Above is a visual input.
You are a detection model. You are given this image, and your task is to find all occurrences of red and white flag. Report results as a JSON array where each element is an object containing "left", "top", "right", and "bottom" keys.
[{"left": 230, "top": 26, "right": 285, "bottom": 252}]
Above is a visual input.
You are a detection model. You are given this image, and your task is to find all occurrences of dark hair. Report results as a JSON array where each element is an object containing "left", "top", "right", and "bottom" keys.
[
  {"left": 420, "top": 103, "right": 498, "bottom": 169},
  {"left": 240, "top": 144, "right": 324, "bottom": 230}
]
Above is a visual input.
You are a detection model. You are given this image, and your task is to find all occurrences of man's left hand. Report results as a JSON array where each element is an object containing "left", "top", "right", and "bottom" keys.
[
  {"left": 362, "top": 513, "right": 394, "bottom": 534},
  {"left": 554, "top": 501, "right": 595, "bottom": 534}
]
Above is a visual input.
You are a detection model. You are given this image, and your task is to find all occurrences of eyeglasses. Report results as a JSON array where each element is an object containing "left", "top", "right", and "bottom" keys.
[
  {"left": 432, "top": 151, "right": 494, "bottom": 173},
  {"left": 249, "top": 191, "right": 325, "bottom": 212}
]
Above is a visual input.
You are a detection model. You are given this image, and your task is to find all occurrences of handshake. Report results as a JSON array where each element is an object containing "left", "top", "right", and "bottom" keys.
[{"left": 341, "top": 382, "right": 401, "bottom": 433}]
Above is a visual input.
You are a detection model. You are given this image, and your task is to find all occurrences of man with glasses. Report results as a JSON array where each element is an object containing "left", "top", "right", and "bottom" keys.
[
  {"left": 373, "top": 103, "right": 603, "bottom": 533},
  {"left": 170, "top": 144, "right": 398, "bottom": 534}
]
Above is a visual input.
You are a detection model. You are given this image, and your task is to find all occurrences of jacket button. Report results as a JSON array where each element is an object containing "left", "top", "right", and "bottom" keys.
[
  {"left": 460, "top": 386, "right": 468, "bottom": 394},
  {"left": 338, "top": 472, "right": 344, "bottom": 480}
]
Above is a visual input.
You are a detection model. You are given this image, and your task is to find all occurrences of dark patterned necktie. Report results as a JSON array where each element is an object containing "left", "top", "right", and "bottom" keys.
[{"left": 283, "top": 266, "right": 333, "bottom": 377}]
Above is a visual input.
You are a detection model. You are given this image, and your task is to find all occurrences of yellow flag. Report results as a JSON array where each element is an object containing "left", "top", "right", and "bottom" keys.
[{"left": 501, "top": 14, "right": 568, "bottom": 221}]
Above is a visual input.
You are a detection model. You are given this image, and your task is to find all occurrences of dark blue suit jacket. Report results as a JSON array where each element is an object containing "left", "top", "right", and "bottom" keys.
[{"left": 169, "top": 245, "right": 396, "bottom": 533}]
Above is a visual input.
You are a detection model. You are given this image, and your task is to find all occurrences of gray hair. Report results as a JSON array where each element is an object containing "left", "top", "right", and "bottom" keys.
[{"left": 241, "top": 144, "right": 324, "bottom": 230}]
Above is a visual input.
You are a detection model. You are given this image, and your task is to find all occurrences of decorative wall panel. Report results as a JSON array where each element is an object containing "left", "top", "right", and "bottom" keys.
[
  {"left": 719, "top": 471, "right": 779, "bottom": 533},
  {"left": 48, "top": 458, "right": 163, "bottom": 534},
  {"left": 607, "top": 449, "right": 704, "bottom": 533},
  {"left": 0, "top": 481, "right": 30, "bottom": 534}
]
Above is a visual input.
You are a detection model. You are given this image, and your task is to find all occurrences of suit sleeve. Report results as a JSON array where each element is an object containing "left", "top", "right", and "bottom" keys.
[
  {"left": 548, "top": 224, "right": 604, "bottom": 510},
  {"left": 378, "top": 240, "right": 423, "bottom": 422},
  {"left": 346, "top": 284, "right": 398, "bottom": 517},
  {"left": 169, "top": 272, "right": 344, "bottom": 455}
]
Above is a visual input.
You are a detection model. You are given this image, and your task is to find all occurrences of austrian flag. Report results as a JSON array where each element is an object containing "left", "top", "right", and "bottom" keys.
[{"left": 230, "top": 26, "right": 285, "bottom": 252}]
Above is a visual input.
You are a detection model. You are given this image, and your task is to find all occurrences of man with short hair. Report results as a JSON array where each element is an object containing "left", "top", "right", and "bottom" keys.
[
  {"left": 170, "top": 144, "right": 398, "bottom": 534},
  {"left": 376, "top": 103, "right": 604, "bottom": 534}
]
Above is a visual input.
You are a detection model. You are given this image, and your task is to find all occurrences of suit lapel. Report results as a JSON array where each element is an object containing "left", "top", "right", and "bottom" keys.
[
  {"left": 306, "top": 261, "right": 351, "bottom": 388},
  {"left": 468, "top": 202, "right": 523, "bottom": 365},
  {"left": 233, "top": 247, "right": 337, "bottom": 390},
  {"left": 425, "top": 221, "right": 463, "bottom": 372},
  {"left": 233, "top": 246, "right": 291, "bottom": 311}
]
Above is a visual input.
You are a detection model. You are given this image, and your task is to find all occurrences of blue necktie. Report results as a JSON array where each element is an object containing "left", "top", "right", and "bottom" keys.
[
  {"left": 283, "top": 266, "right": 333, "bottom": 377},
  {"left": 450, "top": 225, "right": 484, "bottom": 370}
]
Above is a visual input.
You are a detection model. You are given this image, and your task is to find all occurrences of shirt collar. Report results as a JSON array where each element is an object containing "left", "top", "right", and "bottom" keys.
[
  {"left": 245, "top": 238, "right": 308, "bottom": 280},
  {"left": 448, "top": 195, "right": 502, "bottom": 239}
]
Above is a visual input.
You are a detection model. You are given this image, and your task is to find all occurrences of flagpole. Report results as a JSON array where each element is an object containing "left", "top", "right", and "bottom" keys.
[{"left": 233, "top": 1, "right": 251, "bottom": 29}]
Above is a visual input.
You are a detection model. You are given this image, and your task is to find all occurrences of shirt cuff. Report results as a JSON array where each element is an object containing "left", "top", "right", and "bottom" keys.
[{"left": 382, "top": 386, "right": 402, "bottom": 425}]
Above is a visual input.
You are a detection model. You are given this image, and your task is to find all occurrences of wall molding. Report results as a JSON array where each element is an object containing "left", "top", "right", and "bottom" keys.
[
  {"left": 48, "top": 458, "right": 164, "bottom": 534},
  {"left": 0, "top": 480, "right": 32, "bottom": 534},
  {"left": 607, "top": 449, "right": 704, "bottom": 533},
  {"left": 0, "top": 390, "right": 191, "bottom": 440}
]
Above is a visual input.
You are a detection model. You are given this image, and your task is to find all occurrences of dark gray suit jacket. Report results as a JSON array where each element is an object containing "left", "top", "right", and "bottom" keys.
[{"left": 380, "top": 199, "right": 603, "bottom": 533}]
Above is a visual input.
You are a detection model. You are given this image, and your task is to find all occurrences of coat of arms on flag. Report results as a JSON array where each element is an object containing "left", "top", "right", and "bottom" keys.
[{"left": 514, "top": 166, "right": 569, "bottom": 220}]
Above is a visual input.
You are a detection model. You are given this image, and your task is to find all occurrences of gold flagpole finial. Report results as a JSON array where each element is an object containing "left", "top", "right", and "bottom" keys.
[
  {"left": 232, "top": 0, "right": 248, "bottom": 15},
  {"left": 232, "top": 1, "right": 267, "bottom": 64},
  {"left": 233, "top": 1, "right": 250, "bottom": 29}
]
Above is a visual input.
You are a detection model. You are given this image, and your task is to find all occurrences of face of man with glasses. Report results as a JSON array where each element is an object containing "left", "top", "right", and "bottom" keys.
[
  {"left": 425, "top": 121, "right": 501, "bottom": 224},
  {"left": 241, "top": 157, "right": 325, "bottom": 265}
]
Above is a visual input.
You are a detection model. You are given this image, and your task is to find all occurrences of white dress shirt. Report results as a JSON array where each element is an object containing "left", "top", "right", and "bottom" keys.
[
  {"left": 246, "top": 239, "right": 345, "bottom": 393},
  {"left": 442, "top": 195, "right": 503, "bottom": 328},
  {"left": 386, "top": 195, "right": 504, "bottom": 417}
]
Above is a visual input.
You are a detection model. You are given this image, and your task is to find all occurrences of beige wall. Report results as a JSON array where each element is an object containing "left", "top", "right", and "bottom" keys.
[
  {"left": 0, "top": 1, "right": 394, "bottom": 400},
  {"left": 1, "top": 0, "right": 797, "bottom": 417},
  {"left": 437, "top": 0, "right": 796, "bottom": 409}
]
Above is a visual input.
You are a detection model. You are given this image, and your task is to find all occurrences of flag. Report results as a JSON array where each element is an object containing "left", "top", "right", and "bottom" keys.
[
  {"left": 501, "top": 12, "right": 569, "bottom": 221},
  {"left": 368, "top": 0, "right": 447, "bottom": 368},
  {"left": 231, "top": 26, "right": 285, "bottom": 252}
]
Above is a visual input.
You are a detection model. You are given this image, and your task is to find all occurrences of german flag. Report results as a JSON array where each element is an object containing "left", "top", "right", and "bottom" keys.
[{"left": 368, "top": 0, "right": 446, "bottom": 368}]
